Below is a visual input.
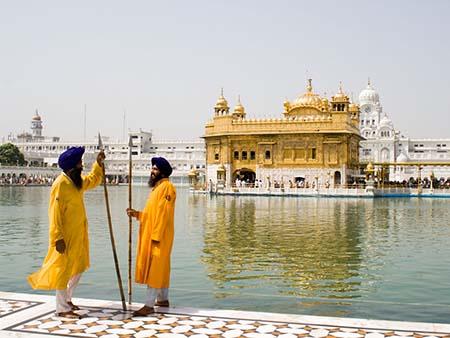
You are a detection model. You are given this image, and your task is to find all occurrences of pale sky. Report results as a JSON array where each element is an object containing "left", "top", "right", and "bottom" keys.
[{"left": 1, "top": 0, "right": 450, "bottom": 142}]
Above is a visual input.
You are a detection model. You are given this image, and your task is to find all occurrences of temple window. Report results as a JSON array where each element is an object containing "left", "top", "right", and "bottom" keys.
[
  {"left": 265, "top": 150, "right": 271, "bottom": 160},
  {"left": 242, "top": 151, "right": 247, "bottom": 160},
  {"left": 311, "top": 148, "right": 316, "bottom": 159},
  {"left": 250, "top": 151, "right": 256, "bottom": 160},
  {"left": 214, "top": 153, "right": 219, "bottom": 160},
  {"left": 234, "top": 151, "right": 239, "bottom": 160}
]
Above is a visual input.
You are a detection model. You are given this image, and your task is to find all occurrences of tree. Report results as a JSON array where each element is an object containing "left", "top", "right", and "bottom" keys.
[{"left": 0, "top": 143, "right": 25, "bottom": 166}]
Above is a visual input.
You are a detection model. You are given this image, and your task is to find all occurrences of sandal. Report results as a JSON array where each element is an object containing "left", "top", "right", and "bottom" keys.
[
  {"left": 132, "top": 305, "right": 155, "bottom": 317},
  {"left": 155, "top": 300, "right": 169, "bottom": 307},
  {"left": 67, "top": 301, "right": 80, "bottom": 310},
  {"left": 55, "top": 310, "right": 82, "bottom": 319}
]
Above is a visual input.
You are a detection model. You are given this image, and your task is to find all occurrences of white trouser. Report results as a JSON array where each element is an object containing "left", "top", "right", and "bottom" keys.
[
  {"left": 55, "top": 274, "right": 82, "bottom": 313},
  {"left": 145, "top": 287, "right": 169, "bottom": 307}
]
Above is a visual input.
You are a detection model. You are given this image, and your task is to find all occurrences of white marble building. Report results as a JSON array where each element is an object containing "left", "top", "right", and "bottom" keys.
[
  {"left": 6, "top": 114, "right": 205, "bottom": 186},
  {"left": 358, "top": 80, "right": 450, "bottom": 181}
]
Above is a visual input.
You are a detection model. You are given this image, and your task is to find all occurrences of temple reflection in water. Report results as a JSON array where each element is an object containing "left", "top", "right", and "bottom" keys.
[{"left": 197, "top": 194, "right": 398, "bottom": 303}]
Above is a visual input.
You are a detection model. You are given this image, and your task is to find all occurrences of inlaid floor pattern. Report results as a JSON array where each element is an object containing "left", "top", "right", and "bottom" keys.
[
  {"left": 10, "top": 306, "right": 450, "bottom": 338},
  {"left": 0, "top": 298, "right": 37, "bottom": 317}
]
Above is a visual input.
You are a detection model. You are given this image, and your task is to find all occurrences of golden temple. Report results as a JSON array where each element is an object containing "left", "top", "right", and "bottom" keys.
[{"left": 203, "top": 80, "right": 362, "bottom": 189}]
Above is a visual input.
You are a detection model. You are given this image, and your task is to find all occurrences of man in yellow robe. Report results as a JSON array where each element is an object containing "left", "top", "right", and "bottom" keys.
[
  {"left": 127, "top": 156, "right": 176, "bottom": 316},
  {"left": 28, "top": 146, "right": 105, "bottom": 318}
]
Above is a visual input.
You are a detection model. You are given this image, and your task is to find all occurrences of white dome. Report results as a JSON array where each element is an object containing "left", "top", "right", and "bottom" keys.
[
  {"left": 379, "top": 114, "right": 393, "bottom": 128},
  {"left": 396, "top": 152, "right": 409, "bottom": 163},
  {"left": 359, "top": 81, "right": 379, "bottom": 105}
]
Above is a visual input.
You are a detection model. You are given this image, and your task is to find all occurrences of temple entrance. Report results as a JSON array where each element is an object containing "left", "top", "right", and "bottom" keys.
[
  {"left": 334, "top": 171, "right": 341, "bottom": 186},
  {"left": 233, "top": 168, "right": 256, "bottom": 186}
]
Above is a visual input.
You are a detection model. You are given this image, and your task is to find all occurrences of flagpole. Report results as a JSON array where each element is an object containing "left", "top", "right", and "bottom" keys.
[
  {"left": 98, "top": 133, "right": 127, "bottom": 311},
  {"left": 127, "top": 135, "right": 133, "bottom": 305}
]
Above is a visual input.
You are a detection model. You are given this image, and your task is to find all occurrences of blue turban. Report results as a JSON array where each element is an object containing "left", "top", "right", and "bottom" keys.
[
  {"left": 151, "top": 157, "right": 173, "bottom": 177},
  {"left": 58, "top": 146, "right": 85, "bottom": 171}
]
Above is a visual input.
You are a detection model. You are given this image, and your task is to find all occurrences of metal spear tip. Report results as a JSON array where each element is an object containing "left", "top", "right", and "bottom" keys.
[{"left": 98, "top": 132, "right": 103, "bottom": 150}]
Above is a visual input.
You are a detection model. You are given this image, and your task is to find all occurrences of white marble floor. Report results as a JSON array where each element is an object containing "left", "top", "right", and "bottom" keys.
[{"left": 1, "top": 291, "right": 449, "bottom": 338}]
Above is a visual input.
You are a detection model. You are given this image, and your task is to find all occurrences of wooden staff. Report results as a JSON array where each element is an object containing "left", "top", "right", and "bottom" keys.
[
  {"left": 127, "top": 135, "right": 133, "bottom": 305},
  {"left": 98, "top": 133, "right": 127, "bottom": 311}
]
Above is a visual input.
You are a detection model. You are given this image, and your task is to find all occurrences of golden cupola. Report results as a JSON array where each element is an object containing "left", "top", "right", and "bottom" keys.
[
  {"left": 332, "top": 82, "right": 350, "bottom": 102},
  {"left": 321, "top": 93, "right": 330, "bottom": 111},
  {"left": 283, "top": 98, "right": 291, "bottom": 113},
  {"left": 331, "top": 82, "right": 350, "bottom": 112},
  {"left": 293, "top": 79, "right": 323, "bottom": 108},
  {"left": 232, "top": 96, "right": 246, "bottom": 119},
  {"left": 214, "top": 88, "right": 230, "bottom": 116}
]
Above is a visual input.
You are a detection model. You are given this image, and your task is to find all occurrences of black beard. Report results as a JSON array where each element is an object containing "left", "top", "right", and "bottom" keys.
[
  {"left": 148, "top": 172, "right": 164, "bottom": 187},
  {"left": 68, "top": 168, "right": 83, "bottom": 189}
]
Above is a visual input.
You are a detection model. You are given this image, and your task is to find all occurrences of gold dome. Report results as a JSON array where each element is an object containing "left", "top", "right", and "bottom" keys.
[
  {"left": 283, "top": 98, "right": 291, "bottom": 112},
  {"left": 233, "top": 96, "right": 245, "bottom": 114},
  {"left": 215, "top": 88, "right": 229, "bottom": 109},
  {"left": 365, "top": 161, "right": 374, "bottom": 173},
  {"left": 321, "top": 95, "right": 329, "bottom": 109},
  {"left": 332, "top": 82, "right": 350, "bottom": 102},
  {"left": 294, "top": 79, "right": 323, "bottom": 107}
]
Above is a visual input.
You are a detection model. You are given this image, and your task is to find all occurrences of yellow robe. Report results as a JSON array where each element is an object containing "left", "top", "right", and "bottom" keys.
[
  {"left": 28, "top": 162, "right": 103, "bottom": 290},
  {"left": 135, "top": 178, "right": 176, "bottom": 288}
]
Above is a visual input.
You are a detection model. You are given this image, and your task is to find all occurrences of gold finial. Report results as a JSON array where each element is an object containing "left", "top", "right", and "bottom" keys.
[
  {"left": 306, "top": 78, "right": 313, "bottom": 92},
  {"left": 368, "top": 77, "right": 371, "bottom": 86},
  {"left": 237, "top": 94, "right": 241, "bottom": 104},
  {"left": 221, "top": 87, "right": 224, "bottom": 96},
  {"left": 338, "top": 81, "right": 344, "bottom": 94}
]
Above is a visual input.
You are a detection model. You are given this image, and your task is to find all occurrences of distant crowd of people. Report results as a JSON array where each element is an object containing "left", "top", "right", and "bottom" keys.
[
  {"left": 0, "top": 173, "right": 130, "bottom": 186},
  {"left": 0, "top": 173, "right": 57, "bottom": 186},
  {"left": 231, "top": 176, "right": 450, "bottom": 190},
  {"left": 233, "top": 177, "right": 326, "bottom": 189}
]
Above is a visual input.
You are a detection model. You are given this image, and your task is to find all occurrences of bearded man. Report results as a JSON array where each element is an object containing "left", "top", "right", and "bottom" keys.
[
  {"left": 28, "top": 146, "right": 105, "bottom": 318},
  {"left": 127, "top": 156, "right": 176, "bottom": 316}
]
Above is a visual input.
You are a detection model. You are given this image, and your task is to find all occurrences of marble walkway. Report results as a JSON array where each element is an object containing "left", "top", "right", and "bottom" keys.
[{"left": 1, "top": 291, "right": 449, "bottom": 338}]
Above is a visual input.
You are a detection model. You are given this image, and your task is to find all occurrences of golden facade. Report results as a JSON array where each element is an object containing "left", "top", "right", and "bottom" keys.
[{"left": 204, "top": 80, "right": 362, "bottom": 188}]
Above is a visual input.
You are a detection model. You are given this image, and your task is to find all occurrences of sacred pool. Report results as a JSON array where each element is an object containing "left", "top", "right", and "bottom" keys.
[{"left": 1, "top": 186, "right": 450, "bottom": 324}]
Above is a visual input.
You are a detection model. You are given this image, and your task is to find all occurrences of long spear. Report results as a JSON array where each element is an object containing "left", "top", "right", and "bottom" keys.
[
  {"left": 98, "top": 133, "right": 127, "bottom": 311},
  {"left": 127, "top": 135, "right": 133, "bottom": 305}
]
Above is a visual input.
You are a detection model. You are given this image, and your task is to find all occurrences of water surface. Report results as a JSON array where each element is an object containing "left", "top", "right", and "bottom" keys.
[{"left": 1, "top": 186, "right": 449, "bottom": 323}]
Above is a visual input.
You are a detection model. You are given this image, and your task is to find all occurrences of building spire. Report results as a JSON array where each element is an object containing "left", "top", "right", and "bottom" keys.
[{"left": 306, "top": 78, "right": 313, "bottom": 92}]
